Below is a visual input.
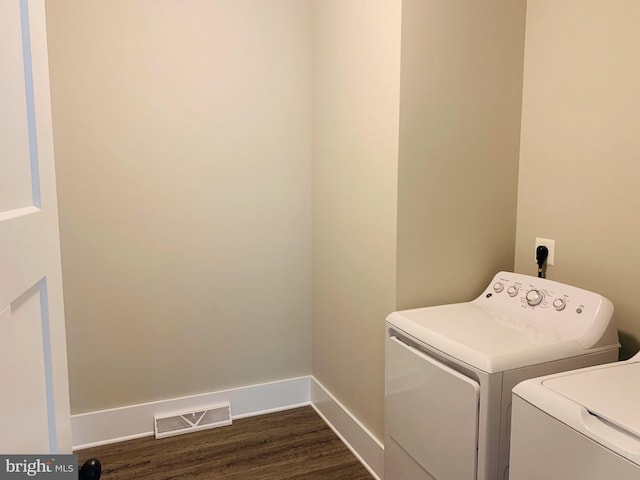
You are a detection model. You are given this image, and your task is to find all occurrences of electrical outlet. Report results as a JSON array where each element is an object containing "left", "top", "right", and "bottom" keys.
[{"left": 535, "top": 238, "right": 555, "bottom": 266}]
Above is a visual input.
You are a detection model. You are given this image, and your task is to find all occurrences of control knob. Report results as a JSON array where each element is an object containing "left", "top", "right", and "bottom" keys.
[
  {"left": 553, "top": 298, "right": 567, "bottom": 311},
  {"left": 507, "top": 286, "right": 519, "bottom": 297},
  {"left": 493, "top": 282, "right": 504, "bottom": 293},
  {"left": 525, "top": 289, "right": 544, "bottom": 307}
]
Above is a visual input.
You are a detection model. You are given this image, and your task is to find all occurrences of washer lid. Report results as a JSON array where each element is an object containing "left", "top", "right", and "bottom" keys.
[{"left": 543, "top": 362, "right": 640, "bottom": 438}]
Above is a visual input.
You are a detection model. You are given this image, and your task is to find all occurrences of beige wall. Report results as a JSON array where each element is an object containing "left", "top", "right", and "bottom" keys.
[
  {"left": 397, "top": 0, "right": 526, "bottom": 309},
  {"left": 46, "top": 0, "right": 640, "bottom": 449},
  {"left": 311, "top": 0, "right": 402, "bottom": 441},
  {"left": 515, "top": 0, "right": 640, "bottom": 359},
  {"left": 311, "top": 0, "right": 526, "bottom": 441},
  {"left": 46, "top": 0, "right": 312, "bottom": 414}
]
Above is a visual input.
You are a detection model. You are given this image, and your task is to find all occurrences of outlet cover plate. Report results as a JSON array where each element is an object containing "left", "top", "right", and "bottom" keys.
[{"left": 535, "top": 237, "right": 555, "bottom": 266}]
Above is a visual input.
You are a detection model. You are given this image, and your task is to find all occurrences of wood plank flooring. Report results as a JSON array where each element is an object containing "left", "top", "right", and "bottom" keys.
[{"left": 76, "top": 406, "right": 375, "bottom": 480}]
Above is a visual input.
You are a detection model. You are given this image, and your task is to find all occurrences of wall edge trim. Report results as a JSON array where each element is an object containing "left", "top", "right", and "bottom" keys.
[
  {"left": 310, "top": 377, "right": 384, "bottom": 480},
  {"left": 72, "top": 376, "right": 311, "bottom": 450}
]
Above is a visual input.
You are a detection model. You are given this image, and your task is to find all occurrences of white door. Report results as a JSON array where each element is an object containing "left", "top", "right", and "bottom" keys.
[
  {"left": 0, "top": 0, "right": 72, "bottom": 453},
  {"left": 386, "top": 335, "right": 480, "bottom": 480}
]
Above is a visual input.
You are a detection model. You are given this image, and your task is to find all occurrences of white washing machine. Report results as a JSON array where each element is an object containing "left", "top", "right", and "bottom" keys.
[
  {"left": 510, "top": 352, "right": 640, "bottom": 480},
  {"left": 385, "top": 271, "right": 620, "bottom": 480}
]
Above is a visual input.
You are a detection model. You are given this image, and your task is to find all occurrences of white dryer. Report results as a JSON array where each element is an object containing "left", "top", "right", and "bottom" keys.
[
  {"left": 510, "top": 353, "right": 640, "bottom": 480},
  {"left": 385, "top": 271, "right": 620, "bottom": 480}
]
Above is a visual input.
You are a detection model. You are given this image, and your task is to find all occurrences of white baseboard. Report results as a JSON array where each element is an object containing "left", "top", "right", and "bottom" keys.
[
  {"left": 72, "top": 375, "right": 385, "bottom": 480},
  {"left": 72, "top": 376, "right": 311, "bottom": 450},
  {"left": 310, "top": 377, "right": 384, "bottom": 480}
]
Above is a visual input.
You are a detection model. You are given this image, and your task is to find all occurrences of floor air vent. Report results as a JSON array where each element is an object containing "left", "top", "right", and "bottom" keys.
[{"left": 154, "top": 402, "right": 232, "bottom": 439}]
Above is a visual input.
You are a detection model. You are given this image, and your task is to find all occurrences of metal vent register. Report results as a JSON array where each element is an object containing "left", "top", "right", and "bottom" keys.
[{"left": 154, "top": 402, "right": 232, "bottom": 439}]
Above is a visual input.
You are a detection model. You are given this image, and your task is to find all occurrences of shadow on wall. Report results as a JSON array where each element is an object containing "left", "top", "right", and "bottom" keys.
[{"left": 618, "top": 331, "right": 640, "bottom": 360}]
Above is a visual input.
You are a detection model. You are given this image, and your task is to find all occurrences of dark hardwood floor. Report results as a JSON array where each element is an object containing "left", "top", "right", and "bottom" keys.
[{"left": 76, "top": 406, "right": 375, "bottom": 480}]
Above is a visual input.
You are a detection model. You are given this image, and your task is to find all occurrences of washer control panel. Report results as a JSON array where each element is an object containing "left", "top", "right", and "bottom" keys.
[
  {"left": 489, "top": 275, "right": 580, "bottom": 314},
  {"left": 477, "top": 271, "right": 614, "bottom": 344}
]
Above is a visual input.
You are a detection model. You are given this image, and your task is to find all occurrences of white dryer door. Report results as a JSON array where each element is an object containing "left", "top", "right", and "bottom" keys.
[{"left": 386, "top": 335, "right": 480, "bottom": 480}]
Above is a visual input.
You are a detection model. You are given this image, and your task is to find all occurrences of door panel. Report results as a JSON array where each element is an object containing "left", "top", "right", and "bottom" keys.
[
  {"left": 386, "top": 335, "right": 480, "bottom": 480},
  {"left": 0, "top": 208, "right": 44, "bottom": 310},
  {"left": 0, "top": 0, "right": 72, "bottom": 453},
  {"left": 0, "top": 1, "right": 34, "bottom": 211},
  {"left": 0, "top": 284, "right": 49, "bottom": 453}
]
